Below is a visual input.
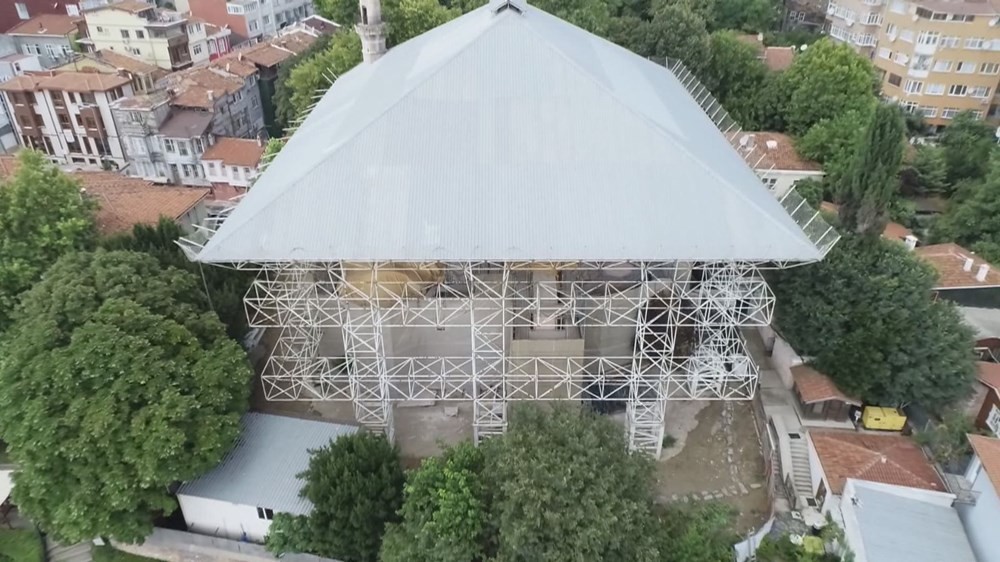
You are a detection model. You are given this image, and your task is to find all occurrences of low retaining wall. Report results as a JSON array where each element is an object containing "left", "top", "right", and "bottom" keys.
[{"left": 112, "top": 528, "right": 341, "bottom": 562}]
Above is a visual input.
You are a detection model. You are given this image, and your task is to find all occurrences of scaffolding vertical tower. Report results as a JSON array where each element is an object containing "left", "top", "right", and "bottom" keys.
[{"left": 183, "top": 0, "right": 839, "bottom": 459}]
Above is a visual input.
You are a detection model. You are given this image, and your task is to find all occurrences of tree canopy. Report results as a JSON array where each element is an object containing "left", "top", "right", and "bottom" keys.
[
  {"left": 769, "top": 235, "right": 976, "bottom": 409},
  {"left": 931, "top": 163, "right": 1000, "bottom": 265},
  {"left": 0, "top": 150, "right": 96, "bottom": 330},
  {"left": 697, "top": 31, "right": 769, "bottom": 127},
  {"left": 266, "top": 432, "right": 405, "bottom": 562},
  {"left": 782, "top": 38, "right": 877, "bottom": 135},
  {"left": 274, "top": 31, "right": 360, "bottom": 132},
  {"left": 836, "top": 103, "right": 905, "bottom": 235},
  {"left": 0, "top": 250, "right": 251, "bottom": 542},
  {"left": 938, "top": 110, "right": 996, "bottom": 187}
]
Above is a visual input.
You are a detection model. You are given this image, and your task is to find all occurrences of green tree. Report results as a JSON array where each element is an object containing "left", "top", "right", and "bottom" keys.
[
  {"left": 938, "top": 110, "right": 996, "bottom": 186},
  {"left": 932, "top": 168, "right": 1000, "bottom": 252},
  {"left": 763, "top": 29, "right": 822, "bottom": 48},
  {"left": 782, "top": 38, "right": 877, "bottom": 134},
  {"left": 699, "top": 31, "right": 769, "bottom": 127},
  {"left": 630, "top": 3, "right": 711, "bottom": 72},
  {"left": 792, "top": 178, "right": 824, "bottom": 207},
  {"left": 263, "top": 137, "right": 285, "bottom": 162},
  {"left": 915, "top": 410, "right": 980, "bottom": 469},
  {"left": 710, "top": 0, "right": 779, "bottom": 32},
  {"left": 315, "top": 0, "right": 359, "bottom": 26},
  {"left": 0, "top": 150, "right": 96, "bottom": 330},
  {"left": 769, "top": 235, "right": 976, "bottom": 409},
  {"left": 837, "top": 103, "right": 906, "bottom": 235},
  {"left": 266, "top": 433, "right": 404, "bottom": 562},
  {"left": 651, "top": 0, "right": 716, "bottom": 23},
  {"left": 0, "top": 250, "right": 251, "bottom": 542},
  {"left": 384, "top": 0, "right": 460, "bottom": 45},
  {"left": 795, "top": 108, "right": 871, "bottom": 186},
  {"left": 656, "top": 503, "right": 740, "bottom": 562},
  {"left": 745, "top": 71, "right": 792, "bottom": 132},
  {"left": 532, "top": 0, "right": 613, "bottom": 34},
  {"left": 485, "top": 405, "right": 659, "bottom": 562},
  {"left": 900, "top": 144, "right": 949, "bottom": 197},
  {"left": 274, "top": 32, "right": 358, "bottom": 131},
  {"left": 380, "top": 443, "right": 490, "bottom": 562}
]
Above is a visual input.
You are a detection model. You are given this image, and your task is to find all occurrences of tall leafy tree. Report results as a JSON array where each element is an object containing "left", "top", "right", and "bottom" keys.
[
  {"left": 315, "top": 0, "right": 359, "bottom": 26},
  {"left": 0, "top": 250, "right": 251, "bottom": 542},
  {"left": 709, "top": 0, "right": 779, "bottom": 32},
  {"left": 485, "top": 405, "right": 660, "bottom": 562},
  {"left": 837, "top": 103, "right": 906, "bottom": 235},
  {"left": 656, "top": 503, "right": 740, "bottom": 562},
  {"left": 900, "top": 144, "right": 949, "bottom": 197},
  {"left": 531, "top": 0, "right": 613, "bottom": 33},
  {"left": 266, "top": 433, "right": 404, "bottom": 562},
  {"left": 938, "top": 110, "right": 996, "bottom": 186},
  {"left": 618, "top": 3, "right": 711, "bottom": 72},
  {"left": 384, "top": 0, "right": 461, "bottom": 45},
  {"left": 782, "top": 38, "right": 877, "bottom": 134},
  {"left": 769, "top": 235, "right": 976, "bottom": 409},
  {"left": 380, "top": 443, "right": 491, "bottom": 562},
  {"left": 932, "top": 165, "right": 1000, "bottom": 261},
  {"left": 275, "top": 31, "right": 361, "bottom": 131},
  {"left": 699, "top": 31, "right": 769, "bottom": 127},
  {"left": 0, "top": 150, "right": 96, "bottom": 330}
]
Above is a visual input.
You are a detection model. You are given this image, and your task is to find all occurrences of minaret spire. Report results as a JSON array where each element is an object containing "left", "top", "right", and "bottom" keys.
[{"left": 357, "top": 0, "right": 387, "bottom": 63}]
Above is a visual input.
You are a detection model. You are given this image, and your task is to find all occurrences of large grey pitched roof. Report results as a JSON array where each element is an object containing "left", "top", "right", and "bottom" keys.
[
  {"left": 177, "top": 413, "right": 358, "bottom": 515},
  {"left": 850, "top": 482, "right": 977, "bottom": 562},
  {"left": 196, "top": 0, "right": 823, "bottom": 264}
]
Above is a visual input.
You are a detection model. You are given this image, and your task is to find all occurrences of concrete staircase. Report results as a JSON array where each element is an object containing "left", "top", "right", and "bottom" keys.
[
  {"left": 788, "top": 434, "right": 814, "bottom": 499},
  {"left": 45, "top": 538, "right": 92, "bottom": 562}
]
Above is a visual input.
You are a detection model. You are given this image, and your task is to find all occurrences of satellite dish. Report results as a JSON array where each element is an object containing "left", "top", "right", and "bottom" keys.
[{"left": 800, "top": 44, "right": 809, "bottom": 51}]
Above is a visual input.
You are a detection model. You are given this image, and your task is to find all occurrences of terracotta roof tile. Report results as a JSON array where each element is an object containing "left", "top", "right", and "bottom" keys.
[
  {"left": 8, "top": 14, "right": 81, "bottom": 36},
  {"left": 810, "top": 431, "right": 944, "bottom": 494},
  {"left": 915, "top": 243, "right": 1000, "bottom": 289},
  {"left": 0, "top": 71, "right": 130, "bottom": 93},
  {"left": 91, "top": 0, "right": 156, "bottom": 14},
  {"left": 0, "top": 75, "right": 45, "bottom": 92},
  {"left": 977, "top": 361, "right": 1000, "bottom": 390},
  {"left": 735, "top": 132, "right": 821, "bottom": 172},
  {"left": 791, "top": 365, "right": 860, "bottom": 405},
  {"left": 969, "top": 434, "right": 1000, "bottom": 494},
  {"left": 764, "top": 47, "right": 795, "bottom": 71},
  {"left": 820, "top": 202, "right": 914, "bottom": 243},
  {"left": 201, "top": 137, "right": 265, "bottom": 167},
  {"left": 93, "top": 49, "right": 163, "bottom": 76}
]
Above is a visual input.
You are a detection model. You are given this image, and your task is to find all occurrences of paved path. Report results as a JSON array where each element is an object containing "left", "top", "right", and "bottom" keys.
[{"left": 46, "top": 537, "right": 92, "bottom": 562}]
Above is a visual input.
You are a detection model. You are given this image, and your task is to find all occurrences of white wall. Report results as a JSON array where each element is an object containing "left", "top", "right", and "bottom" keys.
[
  {"left": 765, "top": 170, "right": 824, "bottom": 199},
  {"left": 806, "top": 433, "right": 828, "bottom": 506},
  {"left": 177, "top": 494, "right": 273, "bottom": 543},
  {"left": 758, "top": 325, "right": 804, "bottom": 389},
  {"left": 959, "top": 455, "right": 1000, "bottom": 562},
  {"left": 839, "top": 480, "right": 871, "bottom": 562}
]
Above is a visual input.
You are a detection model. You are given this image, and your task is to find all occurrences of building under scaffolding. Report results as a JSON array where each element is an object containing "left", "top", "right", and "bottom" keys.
[{"left": 184, "top": 0, "right": 838, "bottom": 458}]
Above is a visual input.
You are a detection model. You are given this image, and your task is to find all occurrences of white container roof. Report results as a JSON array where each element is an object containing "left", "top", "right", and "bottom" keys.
[{"left": 196, "top": 0, "right": 823, "bottom": 264}]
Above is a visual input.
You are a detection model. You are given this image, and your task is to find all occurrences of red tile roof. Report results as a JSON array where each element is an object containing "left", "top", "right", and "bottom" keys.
[
  {"left": 201, "top": 137, "right": 265, "bottom": 167},
  {"left": 764, "top": 47, "right": 795, "bottom": 71},
  {"left": 915, "top": 243, "right": 1000, "bottom": 289},
  {"left": 977, "top": 361, "right": 1000, "bottom": 391},
  {"left": 736, "top": 132, "right": 821, "bottom": 172},
  {"left": 969, "top": 434, "right": 1000, "bottom": 494},
  {"left": 0, "top": 71, "right": 130, "bottom": 93},
  {"left": 810, "top": 431, "right": 944, "bottom": 494},
  {"left": 7, "top": 14, "right": 81, "bottom": 36},
  {"left": 820, "top": 202, "right": 914, "bottom": 243},
  {"left": 791, "top": 365, "right": 860, "bottom": 405}
]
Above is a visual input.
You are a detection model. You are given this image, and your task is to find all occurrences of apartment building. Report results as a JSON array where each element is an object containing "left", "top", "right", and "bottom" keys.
[
  {"left": 6, "top": 14, "right": 83, "bottom": 68},
  {"left": 181, "top": 0, "right": 316, "bottom": 44},
  {"left": 827, "top": 0, "right": 1000, "bottom": 130},
  {"left": 186, "top": 19, "right": 233, "bottom": 64},
  {"left": 0, "top": 71, "right": 131, "bottom": 167},
  {"left": 200, "top": 136, "right": 264, "bottom": 194},
  {"left": 81, "top": 1, "right": 193, "bottom": 70},
  {"left": 112, "top": 91, "right": 215, "bottom": 185},
  {"left": 2, "top": 2, "right": 79, "bottom": 33},
  {"left": 0, "top": 54, "right": 44, "bottom": 152}
]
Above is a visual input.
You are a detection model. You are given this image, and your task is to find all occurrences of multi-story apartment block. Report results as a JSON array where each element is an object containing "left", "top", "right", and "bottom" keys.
[
  {"left": 81, "top": 1, "right": 193, "bottom": 71},
  {"left": 2, "top": 2, "right": 79, "bottom": 33},
  {"left": 200, "top": 136, "right": 264, "bottom": 192},
  {"left": 112, "top": 91, "right": 215, "bottom": 184},
  {"left": 0, "top": 71, "right": 131, "bottom": 167},
  {"left": 158, "top": 57, "right": 264, "bottom": 136},
  {"left": 180, "top": 0, "right": 316, "bottom": 44},
  {"left": 6, "top": 14, "right": 83, "bottom": 68},
  {"left": 0, "top": 53, "right": 44, "bottom": 152},
  {"left": 186, "top": 19, "right": 233, "bottom": 64},
  {"left": 827, "top": 0, "right": 1000, "bottom": 130}
]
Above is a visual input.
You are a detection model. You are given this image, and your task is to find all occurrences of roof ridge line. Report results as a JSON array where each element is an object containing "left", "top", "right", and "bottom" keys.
[
  {"left": 518, "top": 13, "right": 819, "bottom": 257},
  {"left": 202, "top": 11, "right": 510, "bottom": 259}
]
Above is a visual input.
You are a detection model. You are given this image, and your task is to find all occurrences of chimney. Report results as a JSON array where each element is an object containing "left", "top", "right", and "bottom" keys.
[
  {"left": 207, "top": 89, "right": 214, "bottom": 102},
  {"left": 964, "top": 257, "right": 974, "bottom": 272},
  {"left": 757, "top": 32, "right": 764, "bottom": 42},
  {"left": 977, "top": 264, "right": 990, "bottom": 282},
  {"left": 226, "top": 63, "right": 231, "bottom": 72},
  {"left": 904, "top": 235, "right": 918, "bottom": 250}
]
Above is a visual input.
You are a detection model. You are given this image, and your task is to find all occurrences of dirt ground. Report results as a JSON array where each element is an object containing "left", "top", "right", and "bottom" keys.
[{"left": 654, "top": 400, "right": 770, "bottom": 534}]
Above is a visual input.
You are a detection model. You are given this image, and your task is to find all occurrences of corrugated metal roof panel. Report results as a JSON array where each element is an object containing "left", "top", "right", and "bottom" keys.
[
  {"left": 851, "top": 483, "right": 978, "bottom": 562},
  {"left": 177, "top": 413, "right": 358, "bottom": 515},
  {"left": 197, "top": 4, "right": 822, "bottom": 264}
]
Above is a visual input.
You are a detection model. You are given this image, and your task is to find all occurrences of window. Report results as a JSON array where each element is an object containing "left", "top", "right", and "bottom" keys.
[
  {"left": 952, "top": 14, "right": 975, "bottom": 22},
  {"left": 970, "top": 86, "right": 991, "bottom": 98},
  {"left": 904, "top": 80, "right": 923, "bottom": 94},
  {"left": 163, "top": 139, "right": 176, "bottom": 153},
  {"left": 965, "top": 37, "right": 986, "bottom": 49},
  {"left": 886, "top": 23, "right": 897, "bottom": 36},
  {"left": 256, "top": 507, "right": 274, "bottom": 520},
  {"left": 15, "top": 3, "right": 29, "bottom": 19},
  {"left": 940, "top": 36, "right": 960, "bottom": 48},
  {"left": 45, "top": 44, "right": 58, "bottom": 58},
  {"left": 901, "top": 100, "right": 919, "bottom": 112},
  {"left": 919, "top": 106, "right": 937, "bottom": 118},
  {"left": 208, "top": 162, "right": 216, "bottom": 173},
  {"left": 887, "top": 73, "right": 902, "bottom": 87},
  {"left": 61, "top": 44, "right": 72, "bottom": 56},
  {"left": 22, "top": 44, "right": 41, "bottom": 55},
  {"left": 193, "top": 44, "right": 203, "bottom": 55},
  {"left": 942, "top": 108, "right": 960, "bottom": 119},
  {"left": 263, "top": 15, "right": 270, "bottom": 24},
  {"left": 917, "top": 31, "right": 939, "bottom": 46},
  {"left": 933, "top": 60, "right": 953, "bottom": 72},
  {"left": 111, "top": 87, "right": 123, "bottom": 100},
  {"left": 878, "top": 47, "right": 892, "bottom": 59},
  {"left": 911, "top": 55, "right": 932, "bottom": 71},
  {"left": 126, "top": 46, "right": 141, "bottom": 56},
  {"left": 249, "top": 19, "right": 259, "bottom": 32},
  {"left": 57, "top": 113, "right": 71, "bottom": 128},
  {"left": 915, "top": 7, "right": 932, "bottom": 18},
  {"left": 231, "top": 165, "right": 239, "bottom": 178},
  {"left": 926, "top": 83, "right": 945, "bottom": 95},
  {"left": 136, "top": 30, "right": 145, "bottom": 39},
  {"left": 982, "top": 62, "right": 1000, "bottom": 75},
  {"left": 252, "top": 96, "right": 259, "bottom": 108},
  {"left": 892, "top": 52, "right": 910, "bottom": 65},
  {"left": 957, "top": 61, "right": 976, "bottom": 73},
  {"left": 178, "top": 141, "right": 189, "bottom": 156},
  {"left": 988, "top": 405, "right": 1000, "bottom": 436},
  {"left": 193, "top": 137, "right": 204, "bottom": 153},
  {"left": 899, "top": 29, "right": 914, "bottom": 43},
  {"left": 121, "top": 29, "right": 130, "bottom": 39},
  {"left": 930, "top": 11, "right": 947, "bottom": 21},
  {"left": 865, "top": 11, "right": 881, "bottom": 25},
  {"left": 243, "top": 167, "right": 251, "bottom": 177},
  {"left": 948, "top": 84, "right": 968, "bottom": 96},
  {"left": 83, "top": 117, "right": 96, "bottom": 129},
  {"left": 972, "top": 110, "right": 985, "bottom": 119}
]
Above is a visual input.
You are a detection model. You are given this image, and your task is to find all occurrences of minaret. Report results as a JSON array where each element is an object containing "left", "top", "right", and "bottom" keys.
[{"left": 357, "top": 0, "right": 387, "bottom": 64}]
